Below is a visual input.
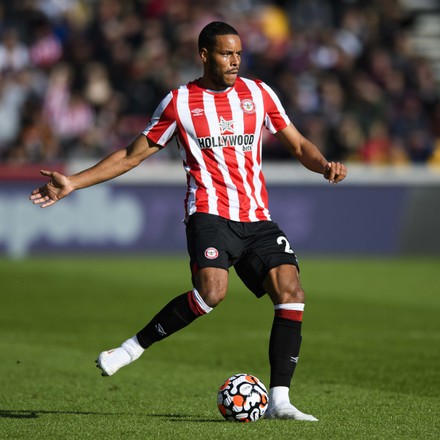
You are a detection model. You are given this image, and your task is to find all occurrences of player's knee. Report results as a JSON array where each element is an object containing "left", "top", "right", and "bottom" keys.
[
  {"left": 264, "top": 265, "right": 305, "bottom": 305},
  {"left": 290, "top": 286, "right": 305, "bottom": 303},
  {"left": 273, "top": 285, "right": 305, "bottom": 305},
  {"left": 195, "top": 268, "right": 228, "bottom": 308},
  {"left": 197, "top": 286, "right": 227, "bottom": 308}
]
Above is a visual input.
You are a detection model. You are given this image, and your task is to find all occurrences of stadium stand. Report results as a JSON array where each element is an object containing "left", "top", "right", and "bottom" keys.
[{"left": 0, "top": 0, "right": 438, "bottom": 166}]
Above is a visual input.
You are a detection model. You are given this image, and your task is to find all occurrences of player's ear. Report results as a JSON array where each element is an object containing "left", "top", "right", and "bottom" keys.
[{"left": 200, "top": 48, "right": 208, "bottom": 63}]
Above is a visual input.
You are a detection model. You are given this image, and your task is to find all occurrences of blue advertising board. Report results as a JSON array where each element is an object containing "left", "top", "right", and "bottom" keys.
[{"left": 0, "top": 180, "right": 416, "bottom": 258}]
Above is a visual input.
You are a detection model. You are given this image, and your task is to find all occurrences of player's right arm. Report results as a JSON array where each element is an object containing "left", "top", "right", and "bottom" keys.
[{"left": 30, "top": 134, "right": 160, "bottom": 208}]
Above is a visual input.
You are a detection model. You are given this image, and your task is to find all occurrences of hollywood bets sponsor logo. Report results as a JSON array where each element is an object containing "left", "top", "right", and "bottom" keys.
[
  {"left": 198, "top": 116, "right": 254, "bottom": 151},
  {"left": 204, "top": 247, "right": 219, "bottom": 259},
  {"left": 198, "top": 133, "right": 254, "bottom": 150}
]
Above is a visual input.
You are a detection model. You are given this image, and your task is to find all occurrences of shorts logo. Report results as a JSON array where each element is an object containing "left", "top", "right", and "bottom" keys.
[
  {"left": 204, "top": 247, "right": 219, "bottom": 259},
  {"left": 240, "top": 99, "right": 256, "bottom": 114}
]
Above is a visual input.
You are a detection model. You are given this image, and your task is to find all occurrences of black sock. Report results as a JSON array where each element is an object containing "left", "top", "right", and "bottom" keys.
[
  {"left": 269, "top": 317, "right": 302, "bottom": 388},
  {"left": 136, "top": 292, "right": 203, "bottom": 349}
]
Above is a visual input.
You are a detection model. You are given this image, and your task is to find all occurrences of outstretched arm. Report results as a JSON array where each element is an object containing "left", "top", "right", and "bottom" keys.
[
  {"left": 275, "top": 123, "right": 347, "bottom": 183},
  {"left": 30, "top": 134, "right": 161, "bottom": 207}
]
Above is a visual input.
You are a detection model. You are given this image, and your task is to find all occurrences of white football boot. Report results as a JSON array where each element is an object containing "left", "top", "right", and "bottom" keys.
[
  {"left": 96, "top": 336, "right": 144, "bottom": 376},
  {"left": 264, "top": 386, "right": 318, "bottom": 421}
]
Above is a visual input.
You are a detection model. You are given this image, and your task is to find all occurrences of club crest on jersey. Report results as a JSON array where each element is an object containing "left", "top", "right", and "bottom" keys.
[
  {"left": 240, "top": 99, "right": 256, "bottom": 114},
  {"left": 204, "top": 247, "right": 219, "bottom": 260}
]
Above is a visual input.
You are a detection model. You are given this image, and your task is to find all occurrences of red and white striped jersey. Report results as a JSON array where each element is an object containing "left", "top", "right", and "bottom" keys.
[{"left": 143, "top": 77, "right": 290, "bottom": 222}]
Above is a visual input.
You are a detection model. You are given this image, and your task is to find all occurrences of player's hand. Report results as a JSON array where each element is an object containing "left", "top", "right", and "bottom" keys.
[
  {"left": 323, "top": 162, "right": 347, "bottom": 184},
  {"left": 29, "top": 170, "right": 75, "bottom": 208}
]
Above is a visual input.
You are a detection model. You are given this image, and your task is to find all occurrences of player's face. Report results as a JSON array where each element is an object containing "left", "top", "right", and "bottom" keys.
[{"left": 201, "top": 34, "right": 242, "bottom": 90}]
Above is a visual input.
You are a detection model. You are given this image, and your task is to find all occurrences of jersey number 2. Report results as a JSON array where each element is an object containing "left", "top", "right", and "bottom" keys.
[{"left": 277, "top": 236, "right": 294, "bottom": 254}]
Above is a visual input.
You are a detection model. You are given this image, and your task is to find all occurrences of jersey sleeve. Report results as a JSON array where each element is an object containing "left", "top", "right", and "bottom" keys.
[
  {"left": 260, "top": 81, "right": 291, "bottom": 134},
  {"left": 142, "top": 92, "right": 177, "bottom": 147}
]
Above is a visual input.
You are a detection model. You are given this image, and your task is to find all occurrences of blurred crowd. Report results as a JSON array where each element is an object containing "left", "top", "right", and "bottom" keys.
[{"left": 0, "top": 0, "right": 439, "bottom": 165}]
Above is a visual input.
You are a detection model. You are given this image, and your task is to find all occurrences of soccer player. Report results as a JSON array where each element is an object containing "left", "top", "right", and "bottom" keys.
[{"left": 30, "top": 21, "right": 347, "bottom": 421}]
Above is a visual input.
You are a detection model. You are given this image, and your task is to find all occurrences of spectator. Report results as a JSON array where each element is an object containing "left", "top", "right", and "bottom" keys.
[
  {"left": 0, "top": 28, "right": 30, "bottom": 73},
  {"left": 0, "top": 76, "right": 23, "bottom": 156},
  {"left": 0, "top": 0, "right": 438, "bottom": 165}
]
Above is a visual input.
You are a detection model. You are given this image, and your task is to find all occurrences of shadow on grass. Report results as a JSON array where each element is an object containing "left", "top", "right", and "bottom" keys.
[
  {"left": 0, "top": 409, "right": 118, "bottom": 419},
  {"left": 0, "top": 410, "right": 223, "bottom": 423},
  {"left": 149, "top": 413, "right": 223, "bottom": 423}
]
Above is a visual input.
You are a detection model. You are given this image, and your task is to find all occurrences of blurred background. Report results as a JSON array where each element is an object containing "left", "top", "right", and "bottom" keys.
[{"left": 0, "top": 0, "right": 440, "bottom": 258}]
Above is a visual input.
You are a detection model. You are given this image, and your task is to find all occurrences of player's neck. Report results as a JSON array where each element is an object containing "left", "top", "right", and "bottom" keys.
[{"left": 197, "top": 77, "right": 234, "bottom": 93}]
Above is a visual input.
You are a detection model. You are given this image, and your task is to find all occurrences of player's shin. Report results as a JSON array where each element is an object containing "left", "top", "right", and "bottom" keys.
[
  {"left": 265, "top": 303, "right": 317, "bottom": 420},
  {"left": 136, "top": 288, "right": 212, "bottom": 348},
  {"left": 96, "top": 289, "right": 213, "bottom": 377},
  {"left": 268, "top": 303, "right": 304, "bottom": 390}
]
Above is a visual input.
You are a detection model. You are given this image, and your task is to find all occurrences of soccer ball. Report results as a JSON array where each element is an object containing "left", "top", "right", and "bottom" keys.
[{"left": 217, "top": 373, "right": 269, "bottom": 422}]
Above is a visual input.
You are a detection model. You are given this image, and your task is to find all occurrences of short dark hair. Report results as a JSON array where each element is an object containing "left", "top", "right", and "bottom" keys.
[{"left": 198, "top": 21, "right": 239, "bottom": 52}]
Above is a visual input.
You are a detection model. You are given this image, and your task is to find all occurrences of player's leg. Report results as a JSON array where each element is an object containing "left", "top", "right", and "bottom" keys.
[
  {"left": 263, "top": 264, "right": 317, "bottom": 421},
  {"left": 96, "top": 213, "right": 231, "bottom": 377},
  {"left": 96, "top": 268, "right": 228, "bottom": 376},
  {"left": 234, "top": 221, "right": 317, "bottom": 421},
  {"left": 135, "top": 266, "right": 228, "bottom": 349}
]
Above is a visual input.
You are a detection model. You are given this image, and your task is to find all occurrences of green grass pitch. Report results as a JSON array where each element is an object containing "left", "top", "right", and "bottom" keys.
[{"left": 1, "top": 256, "right": 439, "bottom": 439}]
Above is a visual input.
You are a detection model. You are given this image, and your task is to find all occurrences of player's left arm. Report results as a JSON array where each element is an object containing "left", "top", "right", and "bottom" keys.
[{"left": 274, "top": 123, "right": 347, "bottom": 183}]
